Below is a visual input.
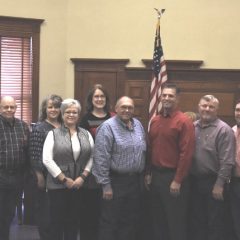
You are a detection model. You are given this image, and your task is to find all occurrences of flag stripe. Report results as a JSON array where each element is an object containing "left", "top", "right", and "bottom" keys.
[{"left": 149, "top": 18, "right": 168, "bottom": 124}]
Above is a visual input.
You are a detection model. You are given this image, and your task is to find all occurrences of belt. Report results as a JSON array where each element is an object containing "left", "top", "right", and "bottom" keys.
[{"left": 110, "top": 170, "right": 141, "bottom": 177}]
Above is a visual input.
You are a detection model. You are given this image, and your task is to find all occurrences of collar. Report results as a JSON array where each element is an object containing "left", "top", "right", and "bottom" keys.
[
  {"left": 0, "top": 115, "right": 15, "bottom": 127},
  {"left": 159, "top": 109, "right": 179, "bottom": 118},
  {"left": 116, "top": 116, "right": 135, "bottom": 131},
  {"left": 196, "top": 118, "right": 218, "bottom": 128}
]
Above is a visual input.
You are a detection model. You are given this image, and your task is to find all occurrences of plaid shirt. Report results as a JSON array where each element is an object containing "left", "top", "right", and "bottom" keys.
[
  {"left": 92, "top": 116, "right": 146, "bottom": 188},
  {"left": 0, "top": 115, "right": 29, "bottom": 170}
]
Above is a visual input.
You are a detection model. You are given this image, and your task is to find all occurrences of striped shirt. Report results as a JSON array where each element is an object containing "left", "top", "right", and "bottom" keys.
[
  {"left": 0, "top": 115, "right": 29, "bottom": 170},
  {"left": 79, "top": 111, "right": 114, "bottom": 140},
  {"left": 92, "top": 115, "right": 146, "bottom": 188}
]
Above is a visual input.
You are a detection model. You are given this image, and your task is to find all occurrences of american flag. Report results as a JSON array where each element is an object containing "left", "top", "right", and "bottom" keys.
[{"left": 149, "top": 18, "right": 167, "bottom": 123}]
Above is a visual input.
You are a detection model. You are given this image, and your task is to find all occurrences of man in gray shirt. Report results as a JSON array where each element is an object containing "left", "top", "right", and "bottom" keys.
[
  {"left": 93, "top": 96, "right": 146, "bottom": 240},
  {"left": 189, "top": 94, "right": 235, "bottom": 240}
]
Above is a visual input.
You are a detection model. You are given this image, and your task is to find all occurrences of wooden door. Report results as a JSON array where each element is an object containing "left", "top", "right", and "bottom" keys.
[{"left": 72, "top": 58, "right": 129, "bottom": 116}]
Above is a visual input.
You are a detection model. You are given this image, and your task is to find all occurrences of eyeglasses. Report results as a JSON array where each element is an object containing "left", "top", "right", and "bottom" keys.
[
  {"left": 64, "top": 111, "right": 78, "bottom": 115},
  {"left": 93, "top": 95, "right": 106, "bottom": 99},
  {"left": 120, "top": 105, "right": 134, "bottom": 111}
]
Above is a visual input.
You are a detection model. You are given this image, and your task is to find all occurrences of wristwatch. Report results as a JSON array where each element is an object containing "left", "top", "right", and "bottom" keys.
[{"left": 80, "top": 173, "right": 87, "bottom": 181}]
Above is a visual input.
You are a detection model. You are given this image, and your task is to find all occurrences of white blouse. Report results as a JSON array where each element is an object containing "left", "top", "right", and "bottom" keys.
[{"left": 43, "top": 130, "right": 94, "bottom": 178}]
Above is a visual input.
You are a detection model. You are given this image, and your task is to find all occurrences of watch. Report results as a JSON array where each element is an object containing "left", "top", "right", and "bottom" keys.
[{"left": 80, "top": 173, "right": 87, "bottom": 181}]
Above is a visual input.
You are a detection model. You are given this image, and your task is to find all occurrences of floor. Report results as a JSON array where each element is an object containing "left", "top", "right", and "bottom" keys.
[
  {"left": 10, "top": 217, "right": 40, "bottom": 240},
  {"left": 10, "top": 215, "right": 81, "bottom": 240}
]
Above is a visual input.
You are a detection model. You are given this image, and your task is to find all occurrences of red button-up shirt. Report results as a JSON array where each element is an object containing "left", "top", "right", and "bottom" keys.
[{"left": 148, "top": 110, "right": 195, "bottom": 183}]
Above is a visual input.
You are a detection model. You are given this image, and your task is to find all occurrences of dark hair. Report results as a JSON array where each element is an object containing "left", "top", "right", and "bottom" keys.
[
  {"left": 236, "top": 98, "right": 240, "bottom": 104},
  {"left": 86, "top": 84, "right": 110, "bottom": 113},
  {"left": 162, "top": 83, "right": 180, "bottom": 94},
  {"left": 39, "top": 94, "right": 63, "bottom": 122}
]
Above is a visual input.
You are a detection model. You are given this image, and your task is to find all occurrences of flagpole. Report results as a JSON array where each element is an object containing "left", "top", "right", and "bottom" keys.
[{"left": 148, "top": 8, "right": 167, "bottom": 130}]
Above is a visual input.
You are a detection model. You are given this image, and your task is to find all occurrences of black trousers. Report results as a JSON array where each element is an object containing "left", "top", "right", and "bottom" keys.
[
  {"left": 189, "top": 175, "right": 226, "bottom": 240},
  {"left": 80, "top": 187, "right": 101, "bottom": 240},
  {"left": 48, "top": 189, "right": 81, "bottom": 240},
  {"left": 150, "top": 169, "right": 189, "bottom": 240},
  {"left": 98, "top": 173, "right": 141, "bottom": 240},
  {"left": 35, "top": 188, "right": 51, "bottom": 240},
  {"left": 230, "top": 178, "right": 240, "bottom": 240},
  {"left": 0, "top": 188, "right": 19, "bottom": 240}
]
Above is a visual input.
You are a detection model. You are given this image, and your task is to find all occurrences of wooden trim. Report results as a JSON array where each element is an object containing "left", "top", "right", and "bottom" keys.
[
  {"left": 72, "top": 58, "right": 240, "bottom": 127},
  {"left": 142, "top": 59, "right": 203, "bottom": 70}
]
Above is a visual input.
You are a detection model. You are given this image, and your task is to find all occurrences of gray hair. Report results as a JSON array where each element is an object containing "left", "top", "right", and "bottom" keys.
[
  {"left": 200, "top": 95, "right": 219, "bottom": 105},
  {"left": 199, "top": 95, "right": 219, "bottom": 109},
  {"left": 60, "top": 98, "right": 81, "bottom": 116}
]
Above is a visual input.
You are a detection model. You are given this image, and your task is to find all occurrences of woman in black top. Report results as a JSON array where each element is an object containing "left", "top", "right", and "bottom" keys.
[{"left": 79, "top": 84, "right": 114, "bottom": 240}]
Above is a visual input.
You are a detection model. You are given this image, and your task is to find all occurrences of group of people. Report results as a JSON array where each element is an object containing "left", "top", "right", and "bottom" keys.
[{"left": 0, "top": 83, "right": 239, "bottom": 240}]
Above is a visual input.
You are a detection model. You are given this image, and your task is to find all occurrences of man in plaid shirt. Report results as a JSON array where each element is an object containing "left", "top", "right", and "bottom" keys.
[{"left": 0, "top": 96, "right": 29, "bottom": 240}]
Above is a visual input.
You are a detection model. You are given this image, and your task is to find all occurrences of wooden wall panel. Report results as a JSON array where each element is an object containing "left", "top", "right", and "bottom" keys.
[
  {"left": 72, "top": 58, "right": 240, "bottom": 129},
  {"left": 77, "top": 71, "right": 117, "bottom": 112},
  {"left": 71, "top": 58, "right": 129, "bottom": 116},
  {"left": 125, "top": 80, "right": 150, "bottom": 130},
  {"left": 179, "top": 92, "right": 235, "bottom": 114}
]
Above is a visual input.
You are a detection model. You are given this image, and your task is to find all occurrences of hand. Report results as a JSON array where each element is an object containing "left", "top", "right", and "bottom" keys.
[
  {"left": 170, "top": 180, "right": 181, "bottom": 197},
  {"left": 103, "top": 188, "right": 113, "bottom": 200},
  {"left": 72, "top": 176, "right": 85, "bottom": 189},
  {"left": 212, "top": 185, "right": 224, "bottom": 201},
  {"left": 144, "top": 174, "right": 152, "bottom": 191},
  {"left": 35, "top": 172, "right": 45, "bottom": 189},
  {"left": 64, "top": 177, "right": 75, "bottom": 189}
]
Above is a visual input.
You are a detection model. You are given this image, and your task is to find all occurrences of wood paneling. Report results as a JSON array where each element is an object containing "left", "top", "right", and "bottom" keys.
[
  {"left": 71, "top": 58, "right": 129, "bottom": 116},
  {"left": 125, "top": 80, "right": 150, "bottom": 129},
  {"left": 72, "top": 58, "right": 240, "bottom": 128}
]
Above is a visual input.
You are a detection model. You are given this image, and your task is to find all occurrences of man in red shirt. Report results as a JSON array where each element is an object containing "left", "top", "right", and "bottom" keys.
[{"left": 146, "top": 83, "right": 195, "bottom": 240}]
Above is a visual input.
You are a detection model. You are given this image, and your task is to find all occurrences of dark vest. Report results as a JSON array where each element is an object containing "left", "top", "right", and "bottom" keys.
[{"left": 46, "top": 125, "right": 91, "bottom": 190}]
